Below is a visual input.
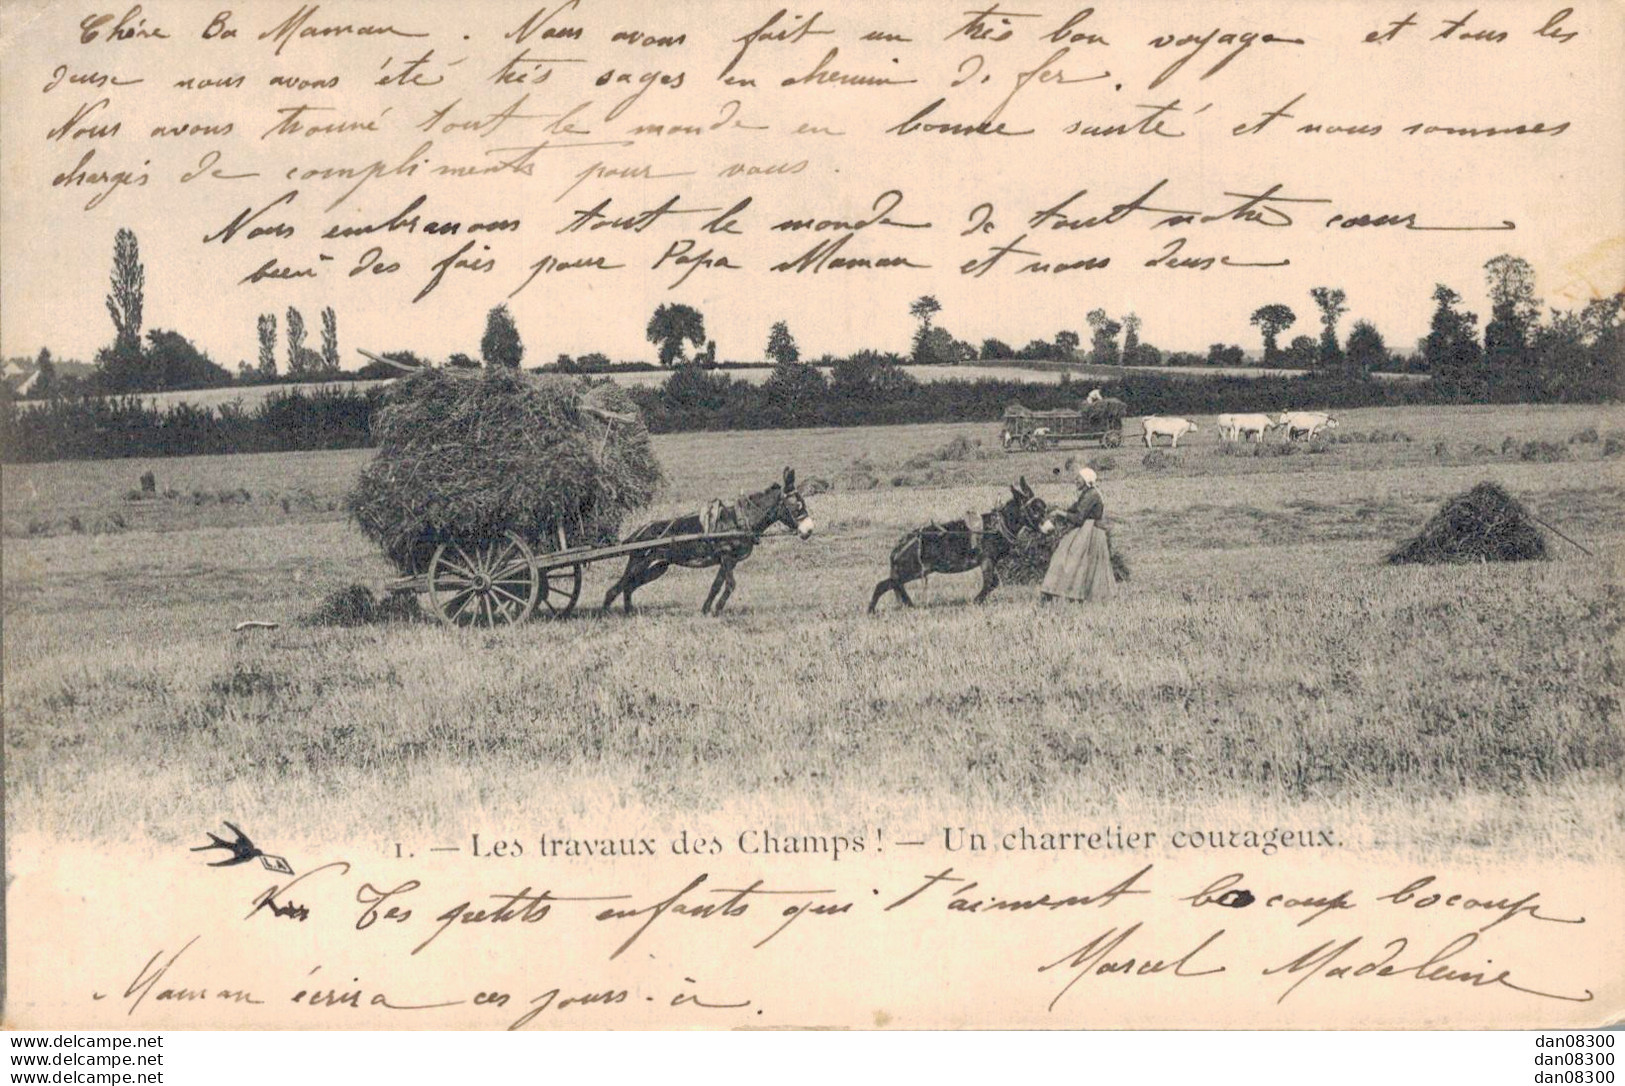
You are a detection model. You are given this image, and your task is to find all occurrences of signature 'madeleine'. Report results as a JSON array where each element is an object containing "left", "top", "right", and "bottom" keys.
[{"left": 1263, "top": 930, "right": 1596, "bottom": 1006}]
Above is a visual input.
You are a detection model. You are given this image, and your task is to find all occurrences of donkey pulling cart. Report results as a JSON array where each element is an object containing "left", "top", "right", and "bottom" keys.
[
  {"left": 389, "top": 525, "right": 755, "bottom": 628},
  {"left": 1000, "top": 398, "right": 1126, "bottom": 452},
  {"left": 352, "top": 354, "right": 816, "bottom": 628},
  {"left": 384, "top": 467, "right": 814, "bottom": 628}
]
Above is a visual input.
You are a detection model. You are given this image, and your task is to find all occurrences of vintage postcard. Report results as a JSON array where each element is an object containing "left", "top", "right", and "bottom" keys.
[{"left": 1, "top": 0, "right": 1621, "bottom": 1030}]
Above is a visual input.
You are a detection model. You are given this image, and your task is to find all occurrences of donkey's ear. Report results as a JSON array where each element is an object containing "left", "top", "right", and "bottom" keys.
[
  {"left": 1019, "top": 475, "right": 1033, "bottom": 495},
  {"left": 784, "top": 467, "right": 796, "bottom": 490}
]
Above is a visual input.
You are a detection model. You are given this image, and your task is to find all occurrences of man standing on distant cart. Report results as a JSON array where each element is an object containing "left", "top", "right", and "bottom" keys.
[{"left": 1040, "top": 466, "right": 1116, "bottom": 603}]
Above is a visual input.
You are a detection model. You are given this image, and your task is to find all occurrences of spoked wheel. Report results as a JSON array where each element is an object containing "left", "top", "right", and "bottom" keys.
[
  {"left": 427, "top": 532, "right": 539, "bottom": 628},
  {"left": 1103, "top": 429, "right": 1122, "bottom": 448},
  {"left": 535, "top": 524, "right": 583, "bottom": 620}
]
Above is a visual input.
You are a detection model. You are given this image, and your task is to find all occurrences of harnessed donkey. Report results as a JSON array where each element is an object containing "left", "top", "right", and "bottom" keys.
[
  {"left": 603, "top": 468, "right": 815, "bottom": 616},
  {"left": 868, "top": 478, "right": 1049, "bottom": 613}
]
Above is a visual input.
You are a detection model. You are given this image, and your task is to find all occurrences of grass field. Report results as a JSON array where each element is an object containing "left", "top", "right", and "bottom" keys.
[{"left": 4, "top": 404, "right": 1622, "bottom": 855}]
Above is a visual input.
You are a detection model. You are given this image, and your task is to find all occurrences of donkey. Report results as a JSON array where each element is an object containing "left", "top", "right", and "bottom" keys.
[
  {"left": 603, "top": 467, "right": 815, "bottom": 616},
  {"left": 868, "top": 478, "right": 1048, "bottom": 613}
]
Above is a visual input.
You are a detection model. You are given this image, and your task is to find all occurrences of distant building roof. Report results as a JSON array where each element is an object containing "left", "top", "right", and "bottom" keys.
[{"left": 2, "top": 362, "right": 40, "bottom": 394}]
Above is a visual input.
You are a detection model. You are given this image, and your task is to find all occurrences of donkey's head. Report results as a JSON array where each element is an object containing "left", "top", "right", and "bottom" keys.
[
  {"left": 774, "top": 467, "right": 816, "bottom": 539},
  {"left": 1003, "top": 476, "right": 1048, "bottom": 535}
]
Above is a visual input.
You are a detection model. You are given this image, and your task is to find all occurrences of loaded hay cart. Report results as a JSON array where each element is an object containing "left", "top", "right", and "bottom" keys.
[
  {"left": 1000, "top": 398, "right": 1126, "bottom": 452},
  {"left": 350, "top": 351, "right": 754, "bottom": 629}
]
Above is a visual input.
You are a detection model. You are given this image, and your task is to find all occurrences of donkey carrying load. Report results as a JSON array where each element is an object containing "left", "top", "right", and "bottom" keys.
[
  {"left": 868, "top": 478, "right": 1048, "bottom": 613},
  {"left": 603, "top": 467, "right": 816, "bottom": 616}
]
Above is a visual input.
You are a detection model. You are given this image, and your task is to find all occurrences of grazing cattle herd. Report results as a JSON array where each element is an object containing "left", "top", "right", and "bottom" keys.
[{"left": 1146, "top": 411, "right": 1340, "bottom": 446}]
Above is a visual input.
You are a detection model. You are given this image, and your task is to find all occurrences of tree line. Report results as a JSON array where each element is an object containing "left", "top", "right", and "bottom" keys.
[
  {"left": 7, "top": 230, "right": 1619, "bottom": 410},
  {"left": 4, "top": 364, "right": 1451, "bottom": 464}
]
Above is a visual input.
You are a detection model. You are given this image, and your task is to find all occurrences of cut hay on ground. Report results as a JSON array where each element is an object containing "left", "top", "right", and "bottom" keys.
[
  {"left": 1387, "top": 481, "right": 1547, "bottom": 565},
  {"left": 304, "top": 584, "right": 423, "bottom": 626},
  {"left": 347, "top": 368, "right": 663, "bottom": 572}
]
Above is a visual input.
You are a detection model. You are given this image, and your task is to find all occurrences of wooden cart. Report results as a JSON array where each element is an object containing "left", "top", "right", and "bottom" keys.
[
  {"left": 389, "top": 526, "right": 754, "bottom": 628},
  {"left": 1000, "top": 399, "right": 1126, "bottom": 452}
]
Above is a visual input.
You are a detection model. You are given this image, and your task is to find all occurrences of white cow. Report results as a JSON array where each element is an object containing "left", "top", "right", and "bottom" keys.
[
  {"left": 1277, "top": 411, "right": 1339, "bottom": 441},
  {"left": 1216, "top": 412, "right": 1281, "bottom": 443},
  {"left": 1142, "top": 416, "right": 1199, "bottom": 448}
]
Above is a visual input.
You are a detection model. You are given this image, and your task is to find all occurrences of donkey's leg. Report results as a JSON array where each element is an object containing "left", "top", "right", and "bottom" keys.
[
  {"left": 701, "top": 563, "right": 728, "bottom": 614},
  {"left": 603, "top": 555, "right": 643, "bottom": 612},
  {"left": 973, "top": 558, "right": 1000, "bottom": 604},
  {"left": 868, "top": 578, "right": 896, "bottom": 614},
  {"left": 712, "top": 562, "right": 738, "bottom": 615},
  {"left": 871, "top": 549, "right": 922, "bottom": 613},
  {"left": 623, "top": 560, "right": 670, "bottom": 614}
]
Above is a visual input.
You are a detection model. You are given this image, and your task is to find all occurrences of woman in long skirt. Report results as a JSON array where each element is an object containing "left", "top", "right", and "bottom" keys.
[{"left": 1041, "top": 466, "right": 1116, "bottom": 603}]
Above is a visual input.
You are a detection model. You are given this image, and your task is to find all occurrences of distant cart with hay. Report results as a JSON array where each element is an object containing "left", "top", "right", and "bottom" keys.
[
  {"left": 1001, "top": 398, "right": 1126, "bottom": 452},
  {"left": 350, "top": 353, "right": 751, "bottom": 628}
]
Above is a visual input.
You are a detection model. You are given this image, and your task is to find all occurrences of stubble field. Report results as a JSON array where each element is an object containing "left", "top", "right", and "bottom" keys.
[{"left": 4, "top": 403, "right": 1622, "bottom": 857}]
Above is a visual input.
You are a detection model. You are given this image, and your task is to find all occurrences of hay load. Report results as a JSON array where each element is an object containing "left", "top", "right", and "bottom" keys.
[
  {"left": 1386, "top": 481, "right": 1547, "bottom": 565},
  {"left": 347, "top": 367, "right": 663, "bottom": 572},
  {"left": 997, "top": 530, "right": 1129, "bottom": 585}
]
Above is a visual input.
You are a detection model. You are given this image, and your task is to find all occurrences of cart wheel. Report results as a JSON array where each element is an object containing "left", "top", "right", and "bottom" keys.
[
  {"left": 535, "top": 523, "right": 583, "bottom": 619},
  {"left": 1103, "top": 430, "right": 1122, "bottom": 448},
  {"left": 427, "top": 532, "right": 539, "bottom": 628}
]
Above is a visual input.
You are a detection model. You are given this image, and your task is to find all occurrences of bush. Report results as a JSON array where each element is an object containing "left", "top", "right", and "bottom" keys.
[
  {"left": 1603, "top": 438, "right": 1625, "bottom": 459},
  {"left": 1142, "top": 449, "right": 1173, "bottom": 470},
  {"left": 1569, "top": 427, "right": 1599, "bottom": 444}
]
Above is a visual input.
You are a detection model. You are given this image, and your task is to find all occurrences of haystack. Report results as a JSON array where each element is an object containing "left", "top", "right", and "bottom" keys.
[
  {"left": 347, "top": 367, "right": 663, "bottom": 572},
  {"left": 1386, "top": 481, "right": 1547, "bottom": 565}
]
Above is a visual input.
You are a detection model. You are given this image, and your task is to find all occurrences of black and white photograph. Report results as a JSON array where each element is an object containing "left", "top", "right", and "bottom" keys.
[{"left": 1, "top": 0, "right": 1621, "bottom": 1039}]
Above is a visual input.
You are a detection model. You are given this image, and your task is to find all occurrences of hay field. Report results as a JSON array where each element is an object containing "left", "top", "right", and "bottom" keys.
[{"left": 4, "top": 404, "right": 1622, "bottom": 855}]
